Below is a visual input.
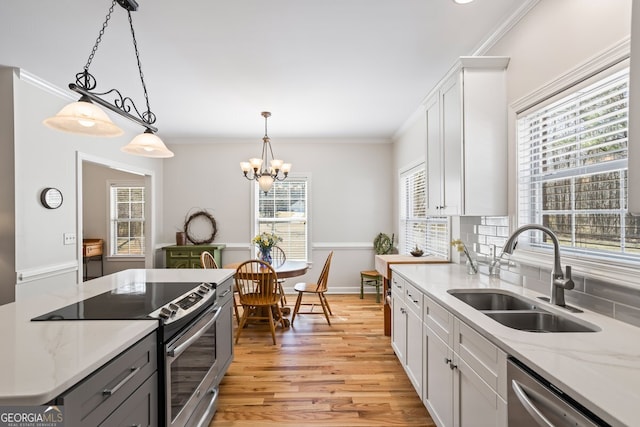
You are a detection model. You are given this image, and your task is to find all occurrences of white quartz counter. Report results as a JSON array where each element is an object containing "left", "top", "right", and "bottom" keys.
[
  {"left": 0, "top": 268, "right": 235, "bottom": 405},
  {"left": 392, "top": 263, "right": 640, "bottom": 427}
]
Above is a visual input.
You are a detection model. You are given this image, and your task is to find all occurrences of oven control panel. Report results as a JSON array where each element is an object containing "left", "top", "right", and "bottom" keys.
[{"left": 149, "top": 282, "right": 216, "bottom": 324}]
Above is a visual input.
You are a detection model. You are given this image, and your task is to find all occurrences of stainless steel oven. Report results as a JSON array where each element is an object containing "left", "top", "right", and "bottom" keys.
[{"left": 165, "top": 302, "right": 222, "bottom": 427}]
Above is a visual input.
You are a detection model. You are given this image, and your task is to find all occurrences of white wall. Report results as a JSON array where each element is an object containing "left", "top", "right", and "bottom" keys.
[
  {"left": 82, "top": 162, "right": 146, "bottom": 277},
  {"left": 0, "top": 67, "right": 166, "bottom": 302},
  {"left": 161, "top": 138, "right": 394, "bottom": 292}
]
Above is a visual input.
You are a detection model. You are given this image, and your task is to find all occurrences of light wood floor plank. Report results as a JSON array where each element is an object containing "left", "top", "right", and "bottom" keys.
[{"left": 211, "top": 294, "right": 434, "bottom": 426}]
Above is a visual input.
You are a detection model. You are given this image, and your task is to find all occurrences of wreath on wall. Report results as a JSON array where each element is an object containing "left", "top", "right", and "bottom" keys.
[
  {"left": 183, "top": 209, "right": 218, "bottom": 245},
  {"left": 374, "top": 233, "right": 394, "bottom": 255}
]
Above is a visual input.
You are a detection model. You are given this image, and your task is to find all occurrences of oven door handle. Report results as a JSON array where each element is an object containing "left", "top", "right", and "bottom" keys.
[
  {"left": 511, "top": 379, "right": 555, "bottom": 427},
  {"left": 167, "top": 306, "right": 222, "bottom": 358}
]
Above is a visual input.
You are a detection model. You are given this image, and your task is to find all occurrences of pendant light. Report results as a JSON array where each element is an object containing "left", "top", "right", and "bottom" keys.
[
  {"left": 43, "top": 0, "right": 174, "bottom": 158},
  {"left": 240, "top": 112, "right": 291, "bottom": 193}
]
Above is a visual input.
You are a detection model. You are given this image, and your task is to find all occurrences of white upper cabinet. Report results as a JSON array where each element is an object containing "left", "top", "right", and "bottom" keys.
[{"left": 426, "top": 56, "right": 509, "bottom": 216}]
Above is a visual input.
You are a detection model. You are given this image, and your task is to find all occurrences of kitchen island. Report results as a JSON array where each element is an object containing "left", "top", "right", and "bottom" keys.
[
  {"left": 392, "top": 263, "right": 640, "bottom": 427},
  {"left": 0, "top": 268, "right": 234, "bottom": 408}
]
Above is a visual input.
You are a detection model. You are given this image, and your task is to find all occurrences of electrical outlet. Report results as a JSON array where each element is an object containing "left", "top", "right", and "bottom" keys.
[{"left": 64, "top": 233, "right": 76, "bottom": 245}]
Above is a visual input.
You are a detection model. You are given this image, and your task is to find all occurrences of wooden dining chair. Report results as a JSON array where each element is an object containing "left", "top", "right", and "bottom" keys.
[
  {"left": 291, "top": 251, "right": 334, "bottom": 325},
  {"left": 200, "top": 250, "right": 218, "bottom": 269},
  {"left": 271, "top": 246, "right": 288, "bottom": 306},
  {"left": 234, "top": 260, "right": 286, "bottom": 345}
]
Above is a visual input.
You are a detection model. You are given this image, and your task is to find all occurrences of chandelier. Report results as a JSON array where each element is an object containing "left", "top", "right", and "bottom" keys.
[
  {"left": 240, "top": 112, "right": 291, "bottom": 193},
  {"left": 43, "top": 0, "right": 174, "bottom": 158}
]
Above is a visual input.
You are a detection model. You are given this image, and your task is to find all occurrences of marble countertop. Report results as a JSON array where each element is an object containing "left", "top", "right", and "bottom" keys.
[
  {"left": 0, "top": 268, "right": 235, "bottom": 405},
  {"left": 392, "top": 263, "right": 640, "bottom": 427}
]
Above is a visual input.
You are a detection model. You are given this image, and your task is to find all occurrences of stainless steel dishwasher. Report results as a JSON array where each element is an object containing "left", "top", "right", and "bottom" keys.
[{"left": 507, "top": 357, "right": 610, "bottom": 427}]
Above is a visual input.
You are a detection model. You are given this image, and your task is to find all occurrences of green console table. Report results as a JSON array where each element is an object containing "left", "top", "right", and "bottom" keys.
[{"left": 162, "top": 244, "right": 226, "bottom": 269}]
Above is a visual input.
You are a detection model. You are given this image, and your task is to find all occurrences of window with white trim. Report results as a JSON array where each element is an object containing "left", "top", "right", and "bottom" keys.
[
  {"left": 109, "top": 184, "right": 145, "bottom": 256},
  {"left": 255, "top": 177, "right": 308, "bottom": 261},
  {"left": 517, "top": 63, "right": 640, "bottom": 262},
  {"left": 400, "top": 164, "right": 427, "bottom": 254},
  {"left": 400, "top": 165, "right": 450, "bottom": 257}
]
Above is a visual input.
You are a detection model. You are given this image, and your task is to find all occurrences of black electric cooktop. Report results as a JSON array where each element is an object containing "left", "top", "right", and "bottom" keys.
[{"left": 31, "top": 282, "right": 203, "bottom": 321}]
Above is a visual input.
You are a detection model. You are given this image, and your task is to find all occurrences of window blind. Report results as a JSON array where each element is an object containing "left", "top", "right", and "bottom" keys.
[
  {"left": 256, "top": 178, "right": 308, "bottom": 261},
  {"left": 517, "top": 66, "right": 640, "bottom": 259},
  {"left": 400, "top": 165, "right": 427, "bottom": 254}
]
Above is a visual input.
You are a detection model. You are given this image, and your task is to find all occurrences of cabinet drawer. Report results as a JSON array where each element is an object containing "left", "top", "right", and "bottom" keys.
[
  {"left": 82, "top": 239, "right": 103, "bottom": 257},
  {"left": 60, "top": 332, "right": 157, "bottom": 427},
  {"left": 391, "top": 274, "right": 405, "bottom": 299},
  {"left": 404, "top": 282, "right": 423, "bottom": 317},
  {"left": 454, "top": 319, "right": 507, "bottom": 399},
  {"left": 99, "top": 372, "right": 158, "bottom": 427},
  {"left": 167, "top": 249, "right": 196, "bottom": 259},
  {"left": 216, "top": 277, "right": 233, "bottom": 305},
  {"left": 424, "top": 295, "right": 454, "bottom": 348}
]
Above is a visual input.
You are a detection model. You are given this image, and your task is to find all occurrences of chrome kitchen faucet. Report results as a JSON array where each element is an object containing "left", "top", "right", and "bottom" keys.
[{"left": 501, "top": 224, "right": 574, "bottom": 307}]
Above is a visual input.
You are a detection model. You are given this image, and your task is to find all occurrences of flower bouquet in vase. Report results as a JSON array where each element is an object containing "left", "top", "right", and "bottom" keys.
[{"left": 253, "top": 232, "right": 282, "bottom": 265}]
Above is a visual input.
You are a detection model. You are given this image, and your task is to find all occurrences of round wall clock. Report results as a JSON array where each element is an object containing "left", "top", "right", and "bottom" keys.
[{"left": 40, "top": 187, "right": 63, "bottom": 209}]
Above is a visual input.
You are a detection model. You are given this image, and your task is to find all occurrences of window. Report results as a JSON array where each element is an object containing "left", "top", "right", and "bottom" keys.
[
  {"left": 110, "top": 184, "right": 145, "bottom": 256},
  {"left": 255, "top": 177, "right": 308, "bottom": 261},
  {"left": 517, "top": 64, "right": 640, "bottom": 262},
  {"left": 400, "top": 164, "right": 427, "bottom": 254}
]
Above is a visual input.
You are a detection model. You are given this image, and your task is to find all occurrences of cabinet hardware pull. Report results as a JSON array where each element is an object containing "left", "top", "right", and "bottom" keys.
[
  {"left": 444, "top": 357, "right": 452, "bottom": 365},
  {"left": 450, "top": 363, "right": 458, "bottom": 370},
  {"left": 103, "top": 366, "right": 141, "bottom": 396},
  {"left": 168, "top": 306, "right": 222, "bottom": 358}
]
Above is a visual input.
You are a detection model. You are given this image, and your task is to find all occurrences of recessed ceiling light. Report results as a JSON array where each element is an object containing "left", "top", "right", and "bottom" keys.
[{"left": 453, "top": 0, "right": 475, "bottom": 4}]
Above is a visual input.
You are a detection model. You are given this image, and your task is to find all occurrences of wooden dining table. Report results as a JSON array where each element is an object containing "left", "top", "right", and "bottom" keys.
[{"left": 223, "top": 260, "right": 308, "bottom": 278}]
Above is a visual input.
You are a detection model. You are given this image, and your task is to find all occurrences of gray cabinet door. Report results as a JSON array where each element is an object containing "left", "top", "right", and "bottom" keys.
[
  {"left": 58, "top": 332, "right": 158, "bottom": 427},
  {"left": 99, "top": 372, "right": 158, "bottom": 427}
]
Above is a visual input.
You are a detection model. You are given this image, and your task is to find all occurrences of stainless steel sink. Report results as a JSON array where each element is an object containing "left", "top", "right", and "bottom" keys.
[
  {"left": 448, "top": 290, "right": 540, "bottom": 311},
  {"left": 484, "top": 311, "right": 598, "bottom": 333},
  {"left": 448, "top": 289, "right": 599, "bottom": 333}
]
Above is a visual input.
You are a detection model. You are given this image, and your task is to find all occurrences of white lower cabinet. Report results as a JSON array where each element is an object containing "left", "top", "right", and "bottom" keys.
[
  {"left": 424, "top": 327, "right": 454, "bottom": 427},
  {"left": 391, "top": 275, "right": 407, "bottom": 364},
  {"left": 454, "top": 356, "right": 507, "bottom": 427},
  {"left": 391, "top": 271, "right": 507, "bottom": 427},
  {"left": 424, "top": 294, "right": 507, "bottom": 427},
  {"left": 405, "top": 302, "right": 423, "bottom": 395},
  {"left": 391, "top": 274, "right": 424, "bottom": 397}
]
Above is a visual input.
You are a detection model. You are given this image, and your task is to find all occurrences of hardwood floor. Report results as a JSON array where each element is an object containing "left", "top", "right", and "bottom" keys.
[{"left": 211, "top": 294, "right": 435, "bottom": 426}]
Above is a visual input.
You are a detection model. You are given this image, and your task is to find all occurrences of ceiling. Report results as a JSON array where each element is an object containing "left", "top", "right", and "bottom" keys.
[{"left": 0, "top": 0, "right": 530, "bottom": 140}]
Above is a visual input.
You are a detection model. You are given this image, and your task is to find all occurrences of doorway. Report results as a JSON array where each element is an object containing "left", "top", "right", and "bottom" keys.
[{"left": 77, "top": 153, "right": 155, "bottom": 283}]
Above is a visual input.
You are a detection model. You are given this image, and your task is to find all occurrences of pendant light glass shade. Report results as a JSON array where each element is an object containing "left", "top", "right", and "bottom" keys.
[
  {"left": 121, "top": 130, "right": 174, "bottom": 158},
  {"left": 258, "top": 174, "right": 275, "bottom": 193},
  {"left": 43, "top": 99, "right": 124, "bottom": 137}
]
